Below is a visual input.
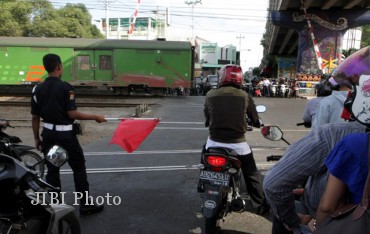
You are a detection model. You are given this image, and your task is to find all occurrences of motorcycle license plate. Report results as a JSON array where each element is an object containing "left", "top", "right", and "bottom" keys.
[{"left": 199, "top": 170, "right": 230, "bottom": 186}]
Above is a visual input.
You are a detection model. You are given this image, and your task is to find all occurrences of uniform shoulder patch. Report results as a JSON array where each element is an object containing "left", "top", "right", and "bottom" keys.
[{"left": 69, "top": 90, "right": 75, "bottom": 100}]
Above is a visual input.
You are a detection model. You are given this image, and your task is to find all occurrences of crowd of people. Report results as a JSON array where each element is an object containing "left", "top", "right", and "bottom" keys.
[{"left": 246, "top": 77, "right": 301, "bottom": 98}]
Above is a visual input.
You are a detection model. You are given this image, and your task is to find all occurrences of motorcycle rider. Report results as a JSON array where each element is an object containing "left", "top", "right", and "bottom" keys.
[
  {"left": 301, "top": 78, "right": 332, "bottom": 127},
  {"left": 203, "top": 64, "right": 269, "bottom": 215},
  {"left": 263, "top": 45, "right": 370, "bottom": 233},
  {"left": 312, "top": 76, "right": 352, "bottom": 129}
]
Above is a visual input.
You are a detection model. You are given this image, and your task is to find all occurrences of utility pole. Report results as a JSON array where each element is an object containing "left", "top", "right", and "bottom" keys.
[
  {"left": 102, "top": 0, "right": 117, "bottom": 39},
  {"left": 185, "top": 0, "right": 201, "bottom": 44},
  {"left": 152, "top": 6, "right": 160, "bottom": 38},
  {"left": 236, "top": 34, "right": 245, "bottom": 52},
  {"left": 236, "top": 34, "right": 245, "bottom": 66}
]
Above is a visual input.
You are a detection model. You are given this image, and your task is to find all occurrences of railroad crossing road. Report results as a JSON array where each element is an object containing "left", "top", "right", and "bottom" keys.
[{"left": 51, "top": 96, "right": 310, "bottom": 233}]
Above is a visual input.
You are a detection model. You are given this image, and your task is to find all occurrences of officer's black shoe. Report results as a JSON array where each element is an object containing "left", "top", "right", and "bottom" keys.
[{"left": 79, "top": 204, "right": 104, "bottom": 217}]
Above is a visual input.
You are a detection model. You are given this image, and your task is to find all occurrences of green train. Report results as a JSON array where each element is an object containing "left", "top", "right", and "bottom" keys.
[{"left": 0, "top": 37, "right": 194, "bottom": 95}]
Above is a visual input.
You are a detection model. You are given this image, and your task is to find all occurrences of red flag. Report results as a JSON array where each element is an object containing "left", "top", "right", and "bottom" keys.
[{"left": 110, "top": 118, "right": 160, "bottom": 153}]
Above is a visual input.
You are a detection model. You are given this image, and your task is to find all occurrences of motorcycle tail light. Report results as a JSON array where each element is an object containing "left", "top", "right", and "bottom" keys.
[{"left": 206, "top": 156, "right": 227, "bottom": 167}]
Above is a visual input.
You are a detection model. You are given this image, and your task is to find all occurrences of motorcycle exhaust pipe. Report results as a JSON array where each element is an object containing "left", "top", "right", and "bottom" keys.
[{"left": 230, "top": 197, "right": 246, "bottom": 212}]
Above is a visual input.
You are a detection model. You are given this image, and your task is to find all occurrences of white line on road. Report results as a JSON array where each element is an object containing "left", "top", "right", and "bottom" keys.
[
  {"left": 156, "top": 127, "right": 207, "bottom": 130},
  {"left": 85, "top": 149, "right": 202, "bottom": 155},
  {"left": 59, "top": 163, "right": 276, "bottom": 175},
  {"left": 84, "top": 147, "right": 286, "bottom": 156},
  {"left": 160, "top": 121, "right": 204, "bottom": 124},
  {"left": 156, "top": 122, "right": 310, "bottom": 132}
]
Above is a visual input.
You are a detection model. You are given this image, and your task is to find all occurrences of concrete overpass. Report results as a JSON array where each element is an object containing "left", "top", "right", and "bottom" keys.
[{"left": 263, "top": 0, "right": 370, "bottom": 79}]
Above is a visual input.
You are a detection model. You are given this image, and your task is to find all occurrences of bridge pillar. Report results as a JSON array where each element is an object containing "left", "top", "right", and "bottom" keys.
[{"left": 271, "top": 7, "right": 370, "bottom": 77}]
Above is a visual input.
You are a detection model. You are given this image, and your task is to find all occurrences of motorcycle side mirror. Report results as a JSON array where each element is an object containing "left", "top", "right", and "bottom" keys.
[
  {"left": 46, "top": 145, "right": 68, "bottom": 167},
  {"left": 261, "top": 126, "right": 283, "bottom": 141},
  {"left": 256, "top": 105, "right": 266, "bottom": 113}
]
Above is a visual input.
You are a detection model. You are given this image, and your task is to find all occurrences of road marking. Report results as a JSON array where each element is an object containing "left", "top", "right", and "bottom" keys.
[
  {"left": 160, "top": 121, "right": 204, "bottom": 124},
  {"left": 156, "top": 127, "right": 207, "bottom": 130},
  {"left": 59, "top": 163, "right": 276, "bottom": 175},
  {"left": 85, "top": 149, "right": 202, "bottom": 155},
  {"left": 155, "top": 127, "right": 309, "bottom": 132},
  {"left": 157, "top": 122, "right": 310, "bottom": 132},
  {"left": 84, "top": 147, "right": 286, "bottom": 156}
]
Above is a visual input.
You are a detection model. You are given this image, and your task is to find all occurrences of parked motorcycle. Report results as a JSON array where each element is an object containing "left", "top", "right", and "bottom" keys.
[
  {"left": 0, "top": 119, "right": 44, "bottom": 178},
  {"left": 0, "top": 145, "right": 81, "bottom": 234},
  {"left": 270, "top": 84, "right": 277, "bottom": 97},
  {"left": 279, "top": 84, "right": 287, "bottom": 97},
  {"left": 197, "top": 105, "right": 266, "bottom": 234}
]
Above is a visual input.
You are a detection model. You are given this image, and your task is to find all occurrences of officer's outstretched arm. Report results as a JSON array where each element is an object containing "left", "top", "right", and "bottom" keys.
[{"left": 68, "top": 110, "right": 107, "bottom": 123}]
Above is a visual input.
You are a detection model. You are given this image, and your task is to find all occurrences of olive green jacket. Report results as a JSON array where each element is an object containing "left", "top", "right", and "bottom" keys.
[{"left": 204, "top": 86, "right": 260, "bottom": 143}]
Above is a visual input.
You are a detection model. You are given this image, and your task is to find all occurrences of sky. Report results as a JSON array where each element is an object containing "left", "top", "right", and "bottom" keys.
[{"left": 50, "top": 0, "right": 269, "bottom": 70}]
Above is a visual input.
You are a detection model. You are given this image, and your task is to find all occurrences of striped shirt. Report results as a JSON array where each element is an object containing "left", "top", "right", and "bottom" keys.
[{"left": 263, "top": 121, "right": 366, "bottom": 228}]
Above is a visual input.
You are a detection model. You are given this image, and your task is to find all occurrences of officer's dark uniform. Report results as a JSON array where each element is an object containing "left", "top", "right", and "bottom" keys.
[{"left": 31, "top": 77, "right": 89, "bottom": 196}]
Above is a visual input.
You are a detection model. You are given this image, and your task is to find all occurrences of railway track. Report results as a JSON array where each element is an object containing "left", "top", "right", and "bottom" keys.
[{"left": 0, "top": 101, "right": 157, "bottom": 108}]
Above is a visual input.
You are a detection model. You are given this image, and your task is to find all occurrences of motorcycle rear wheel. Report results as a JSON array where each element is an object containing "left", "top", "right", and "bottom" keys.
[
  {"left": 19, "top": 151, "right": 45, "bottom": 178},
  {"left": 205, "top": 216, "right": 220, "bottom": 234},
  {"left": 58, "top": 212, "right": 81, "bottom": 234}
]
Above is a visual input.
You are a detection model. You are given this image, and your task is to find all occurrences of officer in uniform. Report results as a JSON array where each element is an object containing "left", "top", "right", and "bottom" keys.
[{"left": 31, "top": 53, "right": 107, "bottom": 216}]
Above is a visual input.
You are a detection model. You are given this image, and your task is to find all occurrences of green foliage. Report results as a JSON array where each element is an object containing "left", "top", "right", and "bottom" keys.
[
  {"left": 0, "top": 10, "right": 22, "bottom": 36},
  {"left": 341, "top": 48, "right": 358, "bottom": 58},
  {"left": 361, "top": 25, "right": 370, "bottom": 47},
  {"left": 0, "top": 0, "right": 104, "bottom": 38}
]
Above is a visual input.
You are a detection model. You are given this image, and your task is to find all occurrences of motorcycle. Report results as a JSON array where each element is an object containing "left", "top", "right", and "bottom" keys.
[
  {"left": 297, "top": 122, "right": 312, "bottom": 128},
  {"left": 270, "top": 84, "right": 277, "bottom": 97},
  {"left": 197, "top": 105, "right": 266, "bottom": 234},
  {"left": 279, "top": 84, "right": 287, "bottom": 97},
  {"left": 0, "top": 145, "right": 81, "bottom": 234},
  {"left": 0, "top": 119, "right": 45, "bottom": 178}
]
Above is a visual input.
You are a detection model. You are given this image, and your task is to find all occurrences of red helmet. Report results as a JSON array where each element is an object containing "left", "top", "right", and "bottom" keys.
[{"left": 218, "top": 64, "right": 243, "bottom": 88}]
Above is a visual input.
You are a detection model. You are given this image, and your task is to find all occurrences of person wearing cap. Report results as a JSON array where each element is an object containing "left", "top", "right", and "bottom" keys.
[
  {"left": 263, "top": 46, "right": 370, "bottom": 234},
  {"left": 203, "top": 64, "right": 269, "bottom": 215},
  {"left": 31, "top": 53, "right": 107, "bottom": 216},
  {"left": 311, "top": 76, "right": 352, "bottom": 129}
]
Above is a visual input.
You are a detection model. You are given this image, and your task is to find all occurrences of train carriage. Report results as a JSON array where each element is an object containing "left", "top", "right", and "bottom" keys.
[{"left": 0, "top": 37, "right": 194, "bottom": 95}]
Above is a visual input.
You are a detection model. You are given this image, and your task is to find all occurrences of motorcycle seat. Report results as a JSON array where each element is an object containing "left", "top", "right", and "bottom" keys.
[{"left": 205, "top": 147, "right": 238, "bottom": 157}]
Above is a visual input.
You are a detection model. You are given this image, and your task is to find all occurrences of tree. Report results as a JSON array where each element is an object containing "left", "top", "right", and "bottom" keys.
[
  {"left": 0, "top": 11, "right": 22, "bottom": 36},
  {"left": 0, "top": 0, "right": 103, "bottom": 38}
]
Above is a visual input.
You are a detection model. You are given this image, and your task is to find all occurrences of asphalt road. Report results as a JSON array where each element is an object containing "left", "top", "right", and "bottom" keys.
[{"left": 56, "top": 96, "right": 311, "bottom": 234}]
